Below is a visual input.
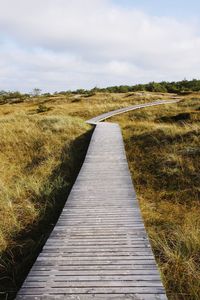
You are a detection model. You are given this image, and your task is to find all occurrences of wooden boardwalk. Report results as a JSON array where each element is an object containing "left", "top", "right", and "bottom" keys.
[
  {"left": 86, "top": 99, "right": 179, "bottom": 124},
  {"left": 15, "top": 101, "right": 178, "bottom": 300}
]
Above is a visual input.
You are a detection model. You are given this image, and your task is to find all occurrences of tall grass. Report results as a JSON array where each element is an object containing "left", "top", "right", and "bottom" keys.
[
  {"left": 0, "top": 114, "right": 89, "bottom": 250},
  {"left": 112, "top": 97, "right": 200, "bottom": 299},
  {"left": 0, "top": 112, "right": 91, "bottom": 299},
  {"left": 0, "top": 92, "right": 198, "bottom": 299}
]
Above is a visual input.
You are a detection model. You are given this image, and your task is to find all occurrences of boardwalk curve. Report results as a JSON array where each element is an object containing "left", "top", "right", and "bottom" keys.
[{"left": 16, "top": 100, "right": 178, "bottom": 299}]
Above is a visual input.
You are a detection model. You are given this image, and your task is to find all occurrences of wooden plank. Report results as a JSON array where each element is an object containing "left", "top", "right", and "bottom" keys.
[
  {"left": 17, "top": 294, "right": 167, "bottom": 300},
  {"left": 40, "top": 251, "right": 153, "bottom": 255},
  {"left": 25, "top": 275, "right": 162, "bottom": 281},
  {"left": 22, "top": 281, "right": 164, "bottom": 288},
  {"left": 27, "top": 265, "right": 159, "bottom": 271},
  {"left": 28, "top": 270, "right": 160, "bottom": 276},
  {"left": 18, "top": 287, "right": 165, "bottom": 294}
]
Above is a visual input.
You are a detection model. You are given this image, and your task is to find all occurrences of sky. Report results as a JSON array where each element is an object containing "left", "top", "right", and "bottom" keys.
[{"left": 0, "top": 0, "right": 200, "bottom": 93}]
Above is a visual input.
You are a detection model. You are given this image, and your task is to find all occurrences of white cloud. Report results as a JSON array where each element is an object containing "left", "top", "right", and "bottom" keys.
[{"left": 0, "top": 0, "right": 200, "bottom": 92}]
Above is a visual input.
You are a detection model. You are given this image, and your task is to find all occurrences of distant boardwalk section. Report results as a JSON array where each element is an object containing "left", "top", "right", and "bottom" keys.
[
  {"left": 16, "top": 101, "right": 177, "bottom": 299},
  {"left": 86, "top": 99, "right": 179, "bottom": 124}
]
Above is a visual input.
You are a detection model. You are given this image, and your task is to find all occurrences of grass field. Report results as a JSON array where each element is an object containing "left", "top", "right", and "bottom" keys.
[
  {"left": 111, "top": 96, "right": 200, "bottom": 299},
  {"left": 0, "top": 91, "right": 199, "bottom": 299}
]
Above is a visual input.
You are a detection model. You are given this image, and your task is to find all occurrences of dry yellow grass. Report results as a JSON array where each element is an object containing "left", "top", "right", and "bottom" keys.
[
  {"left": 111, "top": 96, "right": 200, "bottom": 299},
  {"left": 0, "top": 114, "right": 89, "bottom": 251},
  {"left": 0, "top": 91, "right": 199, "bottom": 299},
  {"left": 1, "top": 91, "right": 167, "bottom": 299},
  {"left": 0, "top": 108, "right": 91, "bottom": 299}
]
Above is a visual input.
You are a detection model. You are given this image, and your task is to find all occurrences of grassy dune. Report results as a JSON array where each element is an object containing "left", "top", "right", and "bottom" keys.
[{"left": 0, "top": 92, "right": 199, "bottom": 299}]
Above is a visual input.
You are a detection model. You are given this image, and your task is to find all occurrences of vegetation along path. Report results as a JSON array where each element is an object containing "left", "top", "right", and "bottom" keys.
[{"left": 16, "top": 99, "right": 179, "bottom": 300}]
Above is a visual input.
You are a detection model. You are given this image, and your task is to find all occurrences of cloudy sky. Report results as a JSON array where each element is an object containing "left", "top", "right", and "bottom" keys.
[{"left": 0, "top": 0, "right": 200, "bottom": 92}]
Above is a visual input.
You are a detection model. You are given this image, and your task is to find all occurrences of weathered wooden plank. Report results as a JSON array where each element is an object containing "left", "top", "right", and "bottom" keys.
[
  {"left": 49, "top": 233, "right": 147, "bottom": 237},
  {"left": 28, "top": 270, "right": 160, "bottom": 280},
  {"left": 28, "top": 265, "right": 159, "bottom": 272},
  {"left": 40, "top": 251, "right": 153, "bottom": 256},
  {"left": 35, "top": 259, "right": 157, "bottom": 265},
  {"left": 18, "top": 286, "right": 165, "bottom": 294},
  {"left": 37, "top": 256, "right": 155, "bottom": 261},
  {"left": 22, "top": 281, "right": 164, "bottom": 288},
  {"left": 36, "top": 258, "right": 156, "bottom": 264},
  {"left": 43, "top": 245, "right": 151, "bottom": 250},
  {"left": 25, "top": 275, "right": 162, "bottom": 281},
  {"left": 17, "top": 294, "right": 167, "bottom": 300}
]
